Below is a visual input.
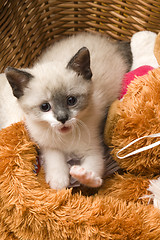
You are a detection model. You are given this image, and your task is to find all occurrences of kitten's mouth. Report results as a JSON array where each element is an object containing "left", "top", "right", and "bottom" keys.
[{"left": 59, "top": 125, "right": 72, "bottom": 133}]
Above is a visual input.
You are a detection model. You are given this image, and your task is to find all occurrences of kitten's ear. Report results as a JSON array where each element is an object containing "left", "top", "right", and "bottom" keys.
[
  {"left": 5, "top": 67, "right": 33, "bottom": 99},
  {"left": 67, "top": 47, "right": 92, "bottom": 80}
]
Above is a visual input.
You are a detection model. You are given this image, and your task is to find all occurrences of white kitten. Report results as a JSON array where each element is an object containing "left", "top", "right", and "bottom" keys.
[{"left": 5, "top": 32, "right": 132, "bottom": 190}]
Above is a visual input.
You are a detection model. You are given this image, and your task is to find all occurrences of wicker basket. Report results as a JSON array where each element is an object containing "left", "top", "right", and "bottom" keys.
[
  {"left": 0, "top": 2, "right": 160, "bottom": 239},
  {"left": 0, "top": 0, "right": 160, "bottom": 73}
]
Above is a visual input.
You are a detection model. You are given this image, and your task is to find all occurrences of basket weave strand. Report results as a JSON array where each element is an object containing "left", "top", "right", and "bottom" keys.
[{"left": 0, "top": 0, "right": 160, "bottom": 72}]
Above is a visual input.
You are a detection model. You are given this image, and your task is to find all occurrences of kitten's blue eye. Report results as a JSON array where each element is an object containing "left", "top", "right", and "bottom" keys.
[
  {"left": 40, "top": 103, "right": 51, "bottom": 112},
  {"left": 67, "top": 96, "right": 77, "bottom": 106}
]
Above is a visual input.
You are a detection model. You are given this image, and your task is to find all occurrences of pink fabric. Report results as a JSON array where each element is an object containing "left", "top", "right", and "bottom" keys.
[{"left": 120, "top": 65, "right": 154, "bottom": 99}]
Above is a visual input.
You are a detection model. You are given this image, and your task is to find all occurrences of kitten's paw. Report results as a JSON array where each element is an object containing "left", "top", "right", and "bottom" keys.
[
  {"left": 46, "top": 172, "right": 69, "bottom": 190},
  {"left": 70, "top": 166, "right": 102, "bottom": 188}
]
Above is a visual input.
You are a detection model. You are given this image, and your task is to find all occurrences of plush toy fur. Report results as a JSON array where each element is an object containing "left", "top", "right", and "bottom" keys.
[
  {"left": 104, "top": 83, "right": 159, "bottom": 202},
  {"left": 103, "top": 67, "right": 160, "bottom": 207},
  {"left": 1, "top": 122, "right": 160, "bottom": 239},
  {"left": 111, "top": 68, "right": 160, "bottom": 176}
]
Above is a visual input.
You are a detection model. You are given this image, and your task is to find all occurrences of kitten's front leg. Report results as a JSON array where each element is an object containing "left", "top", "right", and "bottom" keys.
[
  {"left": 43, "top": 149, "right": 69, "bottom": 190},
  {"left": 70, "top": 154, "right": 104, "bottom": 188}
]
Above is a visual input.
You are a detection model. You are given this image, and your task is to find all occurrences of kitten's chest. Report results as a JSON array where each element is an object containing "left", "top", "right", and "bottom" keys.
[{"left": 35, "top": 127, "right": 88, "bottom": 153}]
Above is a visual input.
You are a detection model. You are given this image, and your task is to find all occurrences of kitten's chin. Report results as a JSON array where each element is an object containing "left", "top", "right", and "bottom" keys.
[
  {"left": 56, "top": 118, "right": 77, "bottom": 134},
  {"left": 50, "top": 118, "right": 76, "bottom": 133},
  {"left": 58, "top": 126, "right": 72, "bottom": 134}
]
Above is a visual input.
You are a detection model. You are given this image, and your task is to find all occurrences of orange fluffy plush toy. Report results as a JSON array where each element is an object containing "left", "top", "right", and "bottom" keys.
[
  {"left": 103, "top": 33, "right": 160, "bottom": 206},
  {"left": 0, "top": 101, "right": 160, "bottom": 240},
  {"left": 1, "top": 34, "right": 160, "bottom": 239}
]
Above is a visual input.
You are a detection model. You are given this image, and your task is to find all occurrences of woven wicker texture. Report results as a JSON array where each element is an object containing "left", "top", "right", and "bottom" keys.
[{"left": 0, "top": 0, "right": 160, "bottom": 72}]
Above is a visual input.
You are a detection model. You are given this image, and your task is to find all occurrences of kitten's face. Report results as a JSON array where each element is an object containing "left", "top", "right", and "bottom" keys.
[
  {"left": 5, "top": 47, "right": 93, "bottom": 133},
  {"left": 21, "top": 66, "right": 92, "bottom": 132}
]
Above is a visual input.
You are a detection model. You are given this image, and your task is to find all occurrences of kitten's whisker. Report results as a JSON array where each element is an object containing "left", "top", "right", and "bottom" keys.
[
  {"left": 56, "top": 128, "right": 65, "bottom": 144},
  {"left": 64, "top": 119, "right": 77, "bottom": 147},
  {"left": 70, "top": 123, "right": 77, "bottom": 147},
  {"left": 74, "top": 121, "right": 82, "bottom": 146},
  {"left": 76, "top": 118, "right": 91, "bottom": 145},
  {"left": 76, "top": 122, "right": 82, "bottom": 144},
  {"left": 71, "top": 120, "right": 82, "bottom": 145},
  {"left": 69, "top": 118, "right": 81, "bottom": 146},
  {"left": 51, "top": 124, "right": 65, "bottom": 145},
  {"left": 51, "top": 122, "right": 61, "bottom": 127}
]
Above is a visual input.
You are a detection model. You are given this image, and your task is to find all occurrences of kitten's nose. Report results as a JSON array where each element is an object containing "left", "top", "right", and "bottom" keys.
[{"left": 57, "top": 115, "right": 69, "bottom": 124}]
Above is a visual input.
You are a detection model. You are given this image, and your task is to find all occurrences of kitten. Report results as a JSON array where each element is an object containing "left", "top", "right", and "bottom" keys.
[{"left": 5, "top": 32, "right": 132, "bottom": 190}]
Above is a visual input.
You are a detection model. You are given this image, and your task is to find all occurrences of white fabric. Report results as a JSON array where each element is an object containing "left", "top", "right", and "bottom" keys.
[{"left": 131, "top": 31, "right": 159, "bottom": 70}]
